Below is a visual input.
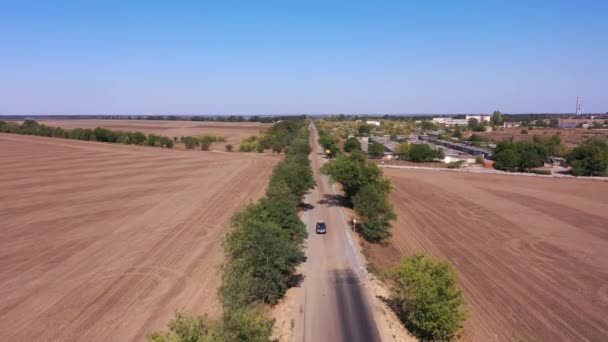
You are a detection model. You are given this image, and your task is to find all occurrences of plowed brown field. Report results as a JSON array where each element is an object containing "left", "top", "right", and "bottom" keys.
[
  {"left": 366, "top": 169, "right": 608, "bottom": 342},
  {"left": 35, "top": 119, "right": 272, "bottom": 151},
  {"left": 0, "top": 133, "right": 278, "bottom": 341}
]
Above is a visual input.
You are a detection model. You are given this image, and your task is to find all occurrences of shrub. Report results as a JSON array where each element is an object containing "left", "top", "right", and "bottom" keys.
[
  {"left": 368, "top": 142, "right": 385, "bottom": 159},
  {"left": 521, "top": 129, "right": 528, "bottom": 135},
  {"left": 149, "top": 308, "right": 273, "bottom": 342},
  {"left": 390, "top": 254, "right": 467, "bottom": 341},
  {"left": 343, "top": 137, "right": 361, "bottom": 152},
  {"left": 531, "top": 169, "right": 551, "bottom": 175},
  {"left": 567, "top": 138, "right": 608, "bottom": 176},
  {"left": 225, "top": 144, "right": 233, "bottom": 152},
  {"left": 474, "top": 156, "right": 485, "bottom": 165},
  {"left": 447, "top": 160, "right": 464, "bottom": 169},
  {"left": 406, "top": 144, "right": 444, "bottom": 162},
  {"left": 182, "top": 136, "right": 199, "bottom": 149},
  {"left": 493, "top": 140, "right": 549, "bottom": 172}
]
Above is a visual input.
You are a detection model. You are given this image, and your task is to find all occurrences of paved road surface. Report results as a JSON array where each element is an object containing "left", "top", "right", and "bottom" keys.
[{"left": 295, "top": 124, "right": 381, "bottom": 342}]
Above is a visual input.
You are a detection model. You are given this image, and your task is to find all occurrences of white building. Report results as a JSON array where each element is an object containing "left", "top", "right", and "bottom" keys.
[
  {"left": 466, "top": 115, "right": 490, "bottom": 123},
  {"left": 443, "top": 119, "right": 469, "bottom": 126},
  {"left": 366, "top": 120, "right": 381, "bottom": 126}
]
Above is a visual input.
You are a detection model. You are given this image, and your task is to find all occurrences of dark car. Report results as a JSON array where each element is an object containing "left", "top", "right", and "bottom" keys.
[{"left": 315, "top": 221, "right": 327, "bottom": 234}]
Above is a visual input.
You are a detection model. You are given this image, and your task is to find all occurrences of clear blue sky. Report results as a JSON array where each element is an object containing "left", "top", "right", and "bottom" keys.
[{"left": 1, "top": 1, "right": 607, "bottom": 115}]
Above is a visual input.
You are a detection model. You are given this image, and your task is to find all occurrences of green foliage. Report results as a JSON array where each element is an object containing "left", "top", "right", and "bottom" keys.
[
  {"left": 368, "top": 142, "right": 386, "bottom": 159},
  {"left": 390, "top": 254, "right": 467, "bottom": 341},
  {"left": 270, "top": 154, "right": 315, "bottom": 199},
  {"left": 493, "top": 148, "right": 521, "bottom": 172},
  {"left": 353, "top": 184, "right": 396, "bottom": 242},
  {"left": 447, "top": 161, "right": 464, "bottom": 169},
  {"left": 358, "top": 124, "right": 372, "bottom": 136},
  {"left": 1, "top": 120, "right": 174, "bottom": 148},
  {"left": 321, "top": 154, "right": 385, "bottom": 199},
  {"left": 419, "top": 121, "right": 436, "bottom": 131},
  {"left": 468, "top": 118, "right": 484, "bottom": 132},
  {"left": 149, "top": 308, "right": 273, "bottom": 342},
  {"left": 452, "top": 126, "right": 463, "bottom": 139},
  {"left": 468, "top": 134, "right": 489, "bottom": 143},
  {"left": 394, "top": 143, "right": 410, "bottom": 159},
  {"left": 521, "top": 129, "right": 528, "bottom": 135},
  {"left": 239, "top": 136, "right": 260, "bottom": 152},
  {"left": 493, "top": 140, "right": 553, "bottom": 172},
  {"left": 317, "top": 131, "right": 339, "bottom": 157},
  {"left": 221, "top": 209, "right": 302, "bottom": 310},
  {"left": 322, "top": 152, "right": 395, "bottom": 242},
  {"left": 531, "top": 169, "right": 551, "bottom": 175},
  {"left": 491, "top": 110, "right": 504, "bottom": 125},
  {"left": 567, "top": 139, "right": 608, "bottom": 176},
  {"left": 182, "top": 136, "right": 199, "bottom": 149},
  {"left": 343, "top": 137, "right": 361, "bottom": 152},
  {"left": 406, "top": 144, "right": 444, "bottom": 162},
  {"left": 217, "top": 118, "right": 312, "bottom": 327},
  {"left": 474, "top": 156, "right": 485, "bottom": 165}
]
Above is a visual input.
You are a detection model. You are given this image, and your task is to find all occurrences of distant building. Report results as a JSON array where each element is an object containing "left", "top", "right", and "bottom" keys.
[
  {"left": 366, "top": 120, "right": 381, "bottom": 126},
  {"left": 466, "top": 115, "right": 491, "bottom": 123},
  {"left": 503, "top": 122, "right": 520, "bottom": 128},
  {"left": 443, "top": 119, "right": 469, "bottom": 126},
  {"left": 358, "top": 137, "right": 369, "bottom": 152}
]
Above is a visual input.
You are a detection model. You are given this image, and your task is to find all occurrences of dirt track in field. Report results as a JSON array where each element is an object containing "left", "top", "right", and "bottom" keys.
[
  {"left": 0, "top": 133, "right": 278, "bottom": 341},
  {"left": 366, "top": 169, "right": 608, "bottom": 342},
  {"left": 35, "top": 119, "right": 272, "bottom": 151}
]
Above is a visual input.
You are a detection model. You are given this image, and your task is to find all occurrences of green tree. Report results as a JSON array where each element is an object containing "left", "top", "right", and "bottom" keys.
[
  {"left": 567, "top": 139, "right": 608, "bottom": 176},
  {"left": 468, "top": 118, "right": 484, "bottom": 132},
  {"left": 420, "top": 121, "right": 436, "bottom": 131},
  {"left": 321, "top": 154, "right": 386, "bottom": 199},
  {"left": 368, "top": 142, "right": 385, "bottom": 159},
  {"left": 406, "top": 144, "right": 443, "bottom": 162},
  {"left": 390, "top": 254, "right": 467, "bottom": 341},
  {"left": 394, "top": 143, "right": 410, "bottom": 159},
  {"left": 221, "top": 208, "right": 302, "bottom": 310},
  {"left": 353, "top": 184, "right": 396, "bottom": 242},
  {"left": 343, "top": 137, "right": 361, "bottom": 152},
  {"left": 358, "top": 124, "right": 371, "bottom": 136},
  {"left": 491, "top": 110, "right": 504, "bottom": 125},
  {"left": 453, "top": 126, "right": 463, "bottom": 139},
  {"left": 493, "top": 144, "right": 521, "bottom": 172}
]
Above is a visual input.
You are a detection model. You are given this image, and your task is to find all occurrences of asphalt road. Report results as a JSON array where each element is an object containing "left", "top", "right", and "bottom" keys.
[{"left": 295, "top": 124, "right": 381, "bottom": 342}]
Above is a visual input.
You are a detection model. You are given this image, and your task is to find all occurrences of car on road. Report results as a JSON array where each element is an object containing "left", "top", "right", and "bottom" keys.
[{"left": 315, "top": 221, "right": 327, "bottom": 234}]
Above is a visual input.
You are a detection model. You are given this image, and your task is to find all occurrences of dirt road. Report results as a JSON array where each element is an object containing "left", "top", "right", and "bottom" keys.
[
  {"left": 0, "top": 133, "right": 278, "bottom": 341},
  {"left": 288, "top": 125, "right": 381, "bottom": 342}
]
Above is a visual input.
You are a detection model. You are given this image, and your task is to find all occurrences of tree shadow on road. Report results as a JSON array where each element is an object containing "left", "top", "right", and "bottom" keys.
[
  {"left": 298, "top": 202, "right": 315, "bottom": 211},
  {"left": 317, "top": 194, "right": 348, "bottom": 207},
  {"left": 287, "top": 273, "right": 305, "bottom": 288}
]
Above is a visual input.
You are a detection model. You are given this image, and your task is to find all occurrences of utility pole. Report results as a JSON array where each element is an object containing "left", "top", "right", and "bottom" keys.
[{"left": 576, "top": 96, "right": 582, "bottom": 115}]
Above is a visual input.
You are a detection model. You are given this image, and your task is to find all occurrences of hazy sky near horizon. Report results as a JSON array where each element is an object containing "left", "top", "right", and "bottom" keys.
[{"left": 1, "top": 1, "right": 607, "bottom": 115}]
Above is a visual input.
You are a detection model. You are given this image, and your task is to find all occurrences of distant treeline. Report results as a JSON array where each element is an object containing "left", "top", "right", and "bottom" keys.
[
  {"left": 0, "top": 114, "right": 307, "bottom": 123},
  {"left": 238, "top": 118, "right": 311, "bottom": 153},
  {"left": 150, "top": 118, "right": 315, "bottom": 341},
  {"left": 0, "top": 120, "right": 174, "bottom": 148}
]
